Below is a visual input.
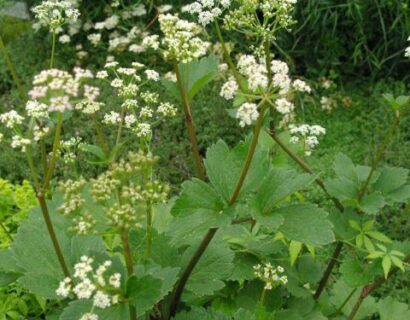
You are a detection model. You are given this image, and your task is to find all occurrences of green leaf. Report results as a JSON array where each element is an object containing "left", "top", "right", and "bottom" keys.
[
  {"left": 127, "top": 274, "right": 162, "bottom": 316},
  {"left": 366, "top": 231, "right": 392, "bottom": 243},
  {"left": 274, "top": 204, "right": 335, "bottom": 245},
  {"left": 249, "top": 169, "right": 314, "bottom": 216},
  {"left": 349, "top": 220, "right": 361, "bottom": 231},
  {"left": 390, "top": 256, "right": 405, "bottom": 272},
  {"left": 340, "top": 258, "right": 377, "bottom": 287},
  {"left": 183, "top": 239, "right": 234, "bottom": 298},
  {"left": 360, "top": 192, "right": 385, "bottom": 215},
  {"left": 387, "top": 185, "right": 410, "bottom": 203},
  {"left": 334, "top": 153, "right": 358, "bottom": 183},
  {"left": 171, "top": 179, "right": 224, "bottom": 217},
  {"left": 324, "top": 177, "right": 358, "bottom": 203},
  {"left": 289, "top": 241, "right": 302, "bottom": 266},
  {"left": 186, "top": 56, "right": 219, "bottom": 99},
  {"left": 204, "top": 140, "right": 269, "bottom": 202},
  {"left": 377, "top": 296, "right": 410, "bottom": 320},
  {"left": 373, "top": 167, "right": 409, "bottom": 195},
  {"left": 81, "top": 144, "right": 106, "bottom": 160},
  {"left": 382, "top": 255, "right": 391, "bottom": 278},
  {"left": 363, "top": 236, "right": 375, "bottom": 252}
]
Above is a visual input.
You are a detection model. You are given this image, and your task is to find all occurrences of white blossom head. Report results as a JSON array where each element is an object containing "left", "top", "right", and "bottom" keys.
[{"left": 32, "top": 0, "right": 81, "bottom": 30}]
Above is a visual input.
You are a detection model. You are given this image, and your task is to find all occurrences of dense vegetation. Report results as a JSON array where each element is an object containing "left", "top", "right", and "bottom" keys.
[{"left": 0, "top": 0, "right": 409, "bottom": 319}]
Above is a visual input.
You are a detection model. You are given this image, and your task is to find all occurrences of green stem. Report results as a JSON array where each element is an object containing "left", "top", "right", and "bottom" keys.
[
  {"left": 229, "top": 105, "right": 267, "bottom": 205},
  {"left": 260, "top": 288, "right": 267, "bottom": 306},
  {"left": 173, "top": 61, "right": 206, "bottom": 181},
  {"left": 213, "top": 19, "right": 242, "bottom": 86},
  {"left": 43, "top": 113, "right": 63, "bottom": 191},
  {"left": 115, "top": 107, "right": 126, "bottom": 147},
  {"left": 37, "top": 193, "right": 70, "bottom": 277},
  {"left": 145, "top": 200, "right": 153, "bottom": 258},
  {"left": 168, "top": 227, "right": 218, "bottom": 318},
  {"left": 120, "top": 227, "right": 137, "bottom": 320},
  {"left": 50, "top": 32, "right": 56, "bottom": 69},
  {"left": 41, "top": 140, "right": 48, "bottom": 177},
  {"left": 0, "top": 34, "right": 26, "bottom": 101}
]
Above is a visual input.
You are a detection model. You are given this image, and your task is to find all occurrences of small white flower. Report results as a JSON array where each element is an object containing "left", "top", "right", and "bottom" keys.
[
  {"left": 103, "top": 111, "right": 122, "bottom": 125},
  {"left": 56, "top": 277, "right": 72, "bottom": 297},
  {"left": 236, "top": 102, "right": 259, "bottom": 127},
  {"left": 59, "top": 34, "right": 70, "bottom": 44},
  {"left": 80, "top": 313, "right": 98, "bottom": 320},
  {"left": 110, "top": 79, "right": 124, "bottom": 88},
  {"left": 93, "top": 291, "right": 111, "bottom": 309},
  {"left": 145, "top": 70, "right": 160, "bottom": 81},
  {"left": 135, "top": 123, "right": 151, "bottom": 137},
  {"left": 275, "top": 98, "right": 294, "bottom": 114},
  {"left": 109, "top": 273, "right": 121, "bottom": 288},
  {"left": 73, "top": 278, "right": 96, "bottom": 299},
  {"left": 293, "top": 79, "right": 311, "bottom": 93},
  {"left": 0, "top": 110, "right": 24, "bottom": 128},
  {"left": 96, "top": 71, "right": 109, "bottom": 79},
  {"left": 220, "top": 77, "right": 238, "bottom": 100}
]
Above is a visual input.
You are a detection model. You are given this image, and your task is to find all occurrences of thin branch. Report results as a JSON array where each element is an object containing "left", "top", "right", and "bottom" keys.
[
  {"left": 37, "top": 193, "right": 70, "bottom": 277},
  {"left": 174, "top": 61, "right": 206, "bottom": 181}
]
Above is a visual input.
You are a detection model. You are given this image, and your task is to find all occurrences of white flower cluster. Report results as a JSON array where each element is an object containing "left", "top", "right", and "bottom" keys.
[
  {"left": 253, "top": 263, "right": 287, "bottom": 290},
  {"left": 224, "top": 0, "right": 297, "bottom": 39},
  {"left": 236, "top": 102, "right": 259, "bottom": 127},
  {"left": 99, "top": 61, "right": 177, "bottom": 139},
  {"left": 0, "top": 111, "right": 30, "bottom": 152},
  {"left": 220, "top": 76, "right": 238, "bottom": 100},
  {"left": 56, "top": 256, "right": 121, "bottom": 314},
  {"left": 220, "top": 54, "right": 311, "bottom": 128},
  {"left": 32, "top": 0, "right": 80, "bottom": 30},
  {"left": 28, "top": 68, "right": 94, "bottom": 113},
  {"left": 320, "top": 96, "right": 336, "bottom": 112},
  {"left": 0, "top": 110, "right": 24, "bottom": 128},
  {"left": 144, "top": 14, "right": 210, "bottom": 63},
  {"left": 405, "top": 36, "right": 410, "bottom": 58},
  {"left": 289, "top": 124, "right": 326, "bottom": 156},
  {"left": 182, "top": 0, "right": 232, "bottom": 26}
]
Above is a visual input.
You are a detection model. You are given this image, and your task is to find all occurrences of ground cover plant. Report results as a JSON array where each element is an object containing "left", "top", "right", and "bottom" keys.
[{"left": 0, "top": 0, "right": 409, "bottom": 319}]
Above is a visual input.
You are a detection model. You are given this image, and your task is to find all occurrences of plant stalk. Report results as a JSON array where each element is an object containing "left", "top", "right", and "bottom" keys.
[
  {"left": 37, "top": 193, "right": 70, "bottom": 277},
  {"left": 213, "top": 19, "right": 242, "bottom": 86},
  {"left": 50, "top": 32, "right": 56, "bottom": 68},
  {"left": 229, "top": 106, "right": 267, "bottom": 205},
  {"left": 120, "top": 228, "right": 137, "bottom": 320},
  {"left": 173, "top": 61, "right": 206, "bottom": 180},
  {"left": 168, "top": 227, "right": 218, "bottom": 318},
  {"left": 146, "top": 200, "right": 153, "bottom": 258},
  {"left": 43, "top": 112, "right": 63, "bottom": 191}
]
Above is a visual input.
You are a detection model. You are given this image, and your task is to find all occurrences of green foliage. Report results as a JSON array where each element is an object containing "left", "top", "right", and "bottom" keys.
[{"left": 0, "top": 179, "right": 36, "bottom": 248}]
